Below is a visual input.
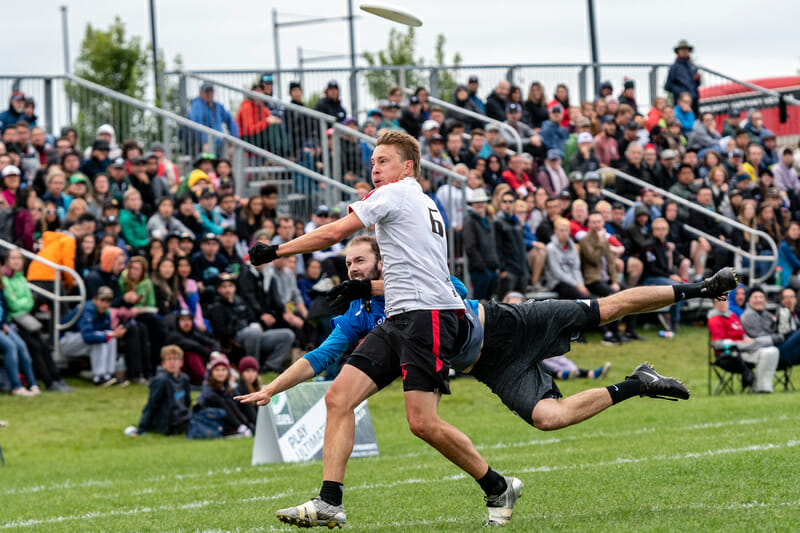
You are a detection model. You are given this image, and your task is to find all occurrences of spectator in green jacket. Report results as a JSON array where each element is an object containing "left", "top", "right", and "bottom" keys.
[{"left": 119, "top": 189, "right": 149, "bottom": 253}]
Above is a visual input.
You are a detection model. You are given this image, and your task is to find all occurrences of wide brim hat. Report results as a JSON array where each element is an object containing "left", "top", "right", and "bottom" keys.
[{"left": 674, "top": 39, "right": 694, "bottom": 53}]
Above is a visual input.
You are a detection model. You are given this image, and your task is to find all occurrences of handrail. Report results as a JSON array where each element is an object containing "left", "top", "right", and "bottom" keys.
[
  {"left": 0, "top": 237, "right": 86, "bottom": 360},
  {"left": 696, "top": 65, "right": 800, "bottom": 107},
  {"left": 402, "top": 87, "right": 523, "bottom": 154},
  {"left": 65, "top": 74, "right": 358, "bottom": 198},
  {"left": 603, "top": 168, "right": 778, "bottom": 284}
]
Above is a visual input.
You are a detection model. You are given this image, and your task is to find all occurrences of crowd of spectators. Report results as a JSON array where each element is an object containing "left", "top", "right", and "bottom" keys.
[{"left": 2, "top": 38, "right": 800, "bottom": 405}]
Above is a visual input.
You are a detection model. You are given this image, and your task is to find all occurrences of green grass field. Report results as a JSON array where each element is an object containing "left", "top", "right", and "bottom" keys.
[{"left": 2, "top": 325, "right": 799, "bottom": 532}]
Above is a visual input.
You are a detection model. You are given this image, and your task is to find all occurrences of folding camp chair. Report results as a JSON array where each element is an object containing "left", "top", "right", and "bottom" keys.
[
  {"left": 775, "top": 361, "right": 795, "bottom": 392},
  {"left": 708, "top": 335, "right": 754, "bottom": 396}
]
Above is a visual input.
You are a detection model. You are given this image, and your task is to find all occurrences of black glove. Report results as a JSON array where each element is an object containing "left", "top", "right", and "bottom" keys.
[
  {"left": 326, "top": 279, "right": 373, "bottom": 308},
  {"left": 249, "top": 242, "right": 279, "bottom": 266}
]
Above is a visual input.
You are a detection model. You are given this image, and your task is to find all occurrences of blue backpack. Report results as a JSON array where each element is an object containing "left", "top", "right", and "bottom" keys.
[{"left": 186, "top": 408, "right": 226, "bottom": 439}]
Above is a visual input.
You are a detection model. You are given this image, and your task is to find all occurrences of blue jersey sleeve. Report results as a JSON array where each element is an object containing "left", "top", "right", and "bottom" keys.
[
  {"left": 332, "top": 300, "right": 371, "bottom": 344},
  {"left": 450, "top": 276, "right": 468, "bottom": 299},
  {"left": 302, "top": 326, "right": 353, "bottom": 375}
]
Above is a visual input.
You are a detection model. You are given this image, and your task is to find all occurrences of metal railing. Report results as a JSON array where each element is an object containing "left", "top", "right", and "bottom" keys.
[
  {"left": 0, "top": 237, "right": 86, "bottom": 361},
  {"left": 402, "top": 88, "right": 523, "bottom": 154},
  {"left": 65, "top": 74, "right": 358, "bottom": 218},
  {"left": 601, "top": 168, "right": 778, "bottom": 285}
]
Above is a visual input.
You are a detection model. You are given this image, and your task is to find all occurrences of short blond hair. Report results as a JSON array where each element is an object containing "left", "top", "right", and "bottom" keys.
[
  {"left": 161, "top": 344, "right": 184, "bottom": 361},
  {"left": 376, "top": 130, "right": 421, "bottom": 178},
  {"left": 554, "top": 217, "right": 571, "bottom": 229}
]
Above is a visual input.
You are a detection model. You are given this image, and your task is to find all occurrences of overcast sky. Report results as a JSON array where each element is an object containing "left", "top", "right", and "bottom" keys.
[{"left": 5, "top": 1, "right": 799, "bottom": 85}]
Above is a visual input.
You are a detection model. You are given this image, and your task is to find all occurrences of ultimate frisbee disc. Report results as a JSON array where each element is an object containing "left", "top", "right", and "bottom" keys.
[{"left": 360, "top": 3, "right": 423, "bottom": 27}]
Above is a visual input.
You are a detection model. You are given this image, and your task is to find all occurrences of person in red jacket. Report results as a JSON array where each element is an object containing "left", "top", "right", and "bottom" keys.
[
  {"left": 236, "top": 85, "right": 281, "bottom": 149},
  {"left": 708, "top": 296, "right": 779, "bottom": 393},
  {"left": 501, "top": 153, "right": 536, "bottom": 197}
]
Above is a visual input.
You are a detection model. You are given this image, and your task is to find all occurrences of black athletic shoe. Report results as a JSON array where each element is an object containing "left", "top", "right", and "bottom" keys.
[
  {"left": 700, "top": 267, "right": 739, "bottom": 300},
  {"left": 627, "top": 362, "right": 690, "bottom": 401},
  {"left": 621, "top": 330, "right": 646, "bottom": 342}
]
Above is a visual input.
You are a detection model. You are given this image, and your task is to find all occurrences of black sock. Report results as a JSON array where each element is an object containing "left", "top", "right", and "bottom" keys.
[
  {"left": 576, "top": 369, "right": 589, "bottom": 378},
  {"left": 606, "top": 379, "right": 642, "bottom": 404},
  {"left": 673, "top": 282, "right": 704, "bottom": 302},
  {"left": 319, "top": 480, "right": 343, "bottom": 507},
  {"left": 477, "top": 467, "right": 507, "bottom": 497}
]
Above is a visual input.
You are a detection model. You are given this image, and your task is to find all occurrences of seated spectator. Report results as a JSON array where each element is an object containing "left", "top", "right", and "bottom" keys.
[
  {"left": 674, "top": 93, "right": 696, "bottom": 135},
  {"left": 740, "top": 286, "right": 800, "bottom": 371},
  {"left": 41, "top": 167, "right": 71, "bottom": 220},
  {"left": 708, "top": 296, "right": 778, "bottom": 393},
  {"left": 207, "top": 273, "right": 294, "bottom": 372},
  {"left": 237, "top": 194, "right": 266, "bottom": 245},
  {"left": 219, "top": 227, "right": 243, "bottom": 276},
  {"left": 195, "top": 352, "right": 253, "bottom": 436},
  {"left": 175, "top": 193, "right": 204, "bottom": 237},
  {"left": 195, "top": 189, "right": 224, "bottom": 235},
  {"left": 215, "top": 192, "right": 237, "bottom": 231},
  {"left": 146, "top": 197, "right": 193, "bottom": 241},
  {"left": 687, "top": 112, "right": 722, "bottom": 156},
  {"left": 460, "top": 129, "right": 486, "bottom": 169},
  {"left": 119, "top": 256, "right": 161, "bottom": 373},
  {"left": 79, "top": 139, "right": 111, "bottom": 181},
  {"left": 463, "top": 189, "right": 499, "bottom": 301},
  {"left": 501, "top": 153, "right": 536, "bottom": 197},
  {"left": 176, "top": 256, "right": 207, "bottom": 330},
  {"left": 191, "top": 233, "right": 229, "bottom": 302},
  {"left": 540, "top": 105, "right": 569, "bottom": 152},
  {"left": 129, "top": 344, "right": 192, "bottom": 436},
  {"left": 60, "top": 286, "right": 126, "bottom": 386},
  {"left": 435, "top": 166, "right": 467, "bottom": 232},
  {"left": 778, "top": 221, "right": 800, "bottom": 287},
  {"left": 668, "top": 164, "right": 701, "bottom": 221},
  {"left": 777, "top": 288, "right": 800, "bottom": 335},
  {"left": 569, "top": 132, "right": 600, "bottom": 175},
  {"left": 502, "top": 103, "right": 542, "bottom": 152},
  {"left": 545, "top": 217, "right": 588, "bottom": 299},
  {"left": 0, "top": 286, "right": 39, "bottom": 396},
  {"left": 446, "top": 86, "right": 483, "bottom": 131},
  {"left": 398, "top": 95, "right": 424, "bottom": 138},
  {"left": 594, "top": 117, "right": 619, "bottom": 167},
  {"left": 27, "top": 216, "right": 93, "bottom": 297},
  {"left": 537, "top": 149, "right": 569, "bottom": 197},
  {"left": 119, "top": 189, "right": 149, "bottom": 254},
  {"left": 523, "top": 82, "right": 549, "bottom": 129},
  {"left": 165, "top": 309, "right": 221, "bottom": 384},
  {"left": 485, "top": 80, "right": 510, "bottom": 122},
  {"left": 151, "top": 257, "right": 179, "bottom": 316}
]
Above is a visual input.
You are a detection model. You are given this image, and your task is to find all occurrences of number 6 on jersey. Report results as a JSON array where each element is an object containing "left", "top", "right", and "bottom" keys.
[{"left": 428, "top": 208, "right": 445, "bottom": 237}]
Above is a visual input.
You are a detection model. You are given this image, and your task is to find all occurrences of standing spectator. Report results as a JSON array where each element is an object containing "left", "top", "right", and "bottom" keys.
[
  {"left": 314, "top": 80, "right": 347, "bottom": 122},
  {"left": 0, "top": 92, "right": 28, "bottom": 129},
  {"left": 60, "top": 286, "right": 126, "bottom": 386},
  {"left": 187, "top": 83, "right": 238, "bottom": 153},
  {"left": 665, "top": 40, "right": 700, "bottom": 115},
  {"left": 284, "top": 81, "right": 317, "bottom": 160},
  {"left": 462, "top": 189, "right": 498, "bottom": 301},
  {"left": 708, "top": 296, "right": 778, "bottom": 393},
  {"left": 545, "top": 218, "right": 588, "bottom": 299},
  {"left": 485, "top": 80, "right": 511, "bottom": 122},
  {"left": 237, "top": 84, "right": 278, "bottom": 150},
  {"left": 494, "top": 189, "right": 529, "bottom": 297},
  {"left": 618, "top": 79, "right": 638, "bottom": 114}
]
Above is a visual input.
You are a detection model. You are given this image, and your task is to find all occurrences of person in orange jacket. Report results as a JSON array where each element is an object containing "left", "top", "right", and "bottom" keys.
[
  {"left": 236, "top": 84, "right": 281, "bottom": 149},
  {"left": 27, "top": 215, "right": 94, "bottom": 292}
]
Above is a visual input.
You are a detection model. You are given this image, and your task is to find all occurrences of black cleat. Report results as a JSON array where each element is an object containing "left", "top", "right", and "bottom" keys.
[
  {"left": 627, "top": 362, "right": 690, "bottom": 401},
  {"left": 700, "top": 267, "right": 739, "bottom": 301}
]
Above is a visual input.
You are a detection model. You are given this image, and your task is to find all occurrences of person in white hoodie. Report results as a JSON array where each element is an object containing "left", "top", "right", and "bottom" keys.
[{"left": 83, "top": 124, "right": 121, "bottom": 161}]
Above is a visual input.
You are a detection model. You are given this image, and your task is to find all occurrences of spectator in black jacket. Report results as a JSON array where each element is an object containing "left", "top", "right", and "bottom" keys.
[
  {"left": 284, "top": 81, "right": 318, "bottom": 159},
  {"left": 535, "top": 196, "right": 562, "bottom": 244},
  {"left": 446, "top": 86, "right": 484, "bottom": 132},
  {"left": 164, "top": 309, "right": 221, "bottom": 384},
  {"left": 616, "top": 141, "right": 645, "bottom": 201},
  {"left": 398, "top": 95, "right": 424, "bottom": 138},
  {"left": 462, "top": 189, "right": 499, "bottom": 301},
  {"left": 485, "top": 80, "right": 511, "bottom": 122},
  {"left": 208, "top": 273, "right": 294, "bottom": 372},
  {"left": 131, "top": 345, "right": 192, "bottom": 436},
  {"left": 641, "top": 217, "right": 685, "bottom": 331},
  {"left": 494, "top": 189, "right": 529, "bottom": 297},
  {"left": 314, "top": 80, "right": 347, "bottom": 122}
]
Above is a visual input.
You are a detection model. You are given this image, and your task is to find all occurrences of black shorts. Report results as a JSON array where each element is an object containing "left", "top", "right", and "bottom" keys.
[
  {"left": 470, "top": 298, "right": 601, "bottom": 425},
  {"left": 347, "top": 309, "right": 462, "bottom": 394}
]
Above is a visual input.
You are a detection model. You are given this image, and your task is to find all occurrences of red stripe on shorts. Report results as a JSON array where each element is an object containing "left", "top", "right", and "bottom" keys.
[{"left": 431, "top": 310, "right": 442, "bottom": 373}]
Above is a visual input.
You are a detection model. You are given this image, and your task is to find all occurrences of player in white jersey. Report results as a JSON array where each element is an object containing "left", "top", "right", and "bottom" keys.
[{"left": 248, "top": 131, "right": 520, "bottom": 528}]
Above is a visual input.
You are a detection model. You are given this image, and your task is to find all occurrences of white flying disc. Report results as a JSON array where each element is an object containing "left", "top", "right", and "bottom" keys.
[{"left": 360, "top": 3, "right": 423, "bottom": 27}]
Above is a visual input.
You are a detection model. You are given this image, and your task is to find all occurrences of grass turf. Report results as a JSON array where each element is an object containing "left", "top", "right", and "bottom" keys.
[{"left": 1, "top": 325, "right": 799, "bottom": 531}]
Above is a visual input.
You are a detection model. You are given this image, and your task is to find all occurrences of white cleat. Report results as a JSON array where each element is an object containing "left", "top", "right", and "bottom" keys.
[
  {"left": 485, "top": 476, "right": 523, "bottom": 526},
  {"left": 275, "top": 497, "right": 346, "bottom": 529}
]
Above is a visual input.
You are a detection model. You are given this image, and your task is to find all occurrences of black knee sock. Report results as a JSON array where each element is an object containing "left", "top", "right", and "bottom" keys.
[
  {"left": 319, "top": 480, "right": 343, "bottom": 506},
  {"left": 477, "top": 467, "right": 507, "bottom": 497},
  {"left": 672, "top": 282, "right": 705, "bottom": 302},
  {"left": 606, "top": 379, "right": 642, "bottom": 404},
  {"left": 576, "top": 369, "right": 589, "bottom": 378}
]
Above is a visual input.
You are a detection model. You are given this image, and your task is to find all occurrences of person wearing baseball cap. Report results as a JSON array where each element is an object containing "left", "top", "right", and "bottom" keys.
[
  {"left": 540, "top": 103, "right": 569, "bottom": 154},
  {"left": 465, "top": 75, "right": 486, "bottom": 114},
  {"left": 399, "top": 95, "right": 424, "bottom": 138},
  {"left": 1, "top": 165, "right": 21, "bottom": 205},
  {"left": 569, "top": 131, "right": 601, "bottom": 175},
  {"left": 503, "top": 101, "right": 543, "bottom": 152},
  {"left": 538, "top": 148, "right": 570, "bottom": 197},
  {"left": 190, "top": 231, "right": 229, "bottom": 301},
  {"left": 314, "top": 79, "right": 347, "bottom": 122}
]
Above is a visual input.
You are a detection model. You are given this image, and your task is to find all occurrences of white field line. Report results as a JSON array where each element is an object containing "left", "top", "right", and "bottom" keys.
[
  {"left": 2, "top": 414, "right": 794, "bottom": 498},
  {"left": 3, "top": 440, "right": 799, "bottom": 530}
]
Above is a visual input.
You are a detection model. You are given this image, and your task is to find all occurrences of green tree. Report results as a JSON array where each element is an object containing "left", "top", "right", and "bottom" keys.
[
  {"left": 68, "top": 17, "right": 149, "bottom": 145},
  {"left": 362, "top": 28, "right": 462, "bottom": 104}
]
